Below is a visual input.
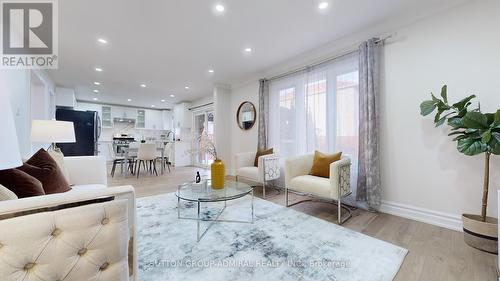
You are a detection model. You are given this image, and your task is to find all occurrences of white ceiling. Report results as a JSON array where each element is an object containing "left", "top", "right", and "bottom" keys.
[{"left": 47, "top": 0, "right": 467, "bottom": 109}]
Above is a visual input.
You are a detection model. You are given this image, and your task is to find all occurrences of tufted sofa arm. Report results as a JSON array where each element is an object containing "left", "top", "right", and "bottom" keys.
[
  {"left": 0, "top": 185, "right": 136, "bottom": 281},
  {"left": 64, "top": 156, "right": 107, "bottom": 186}
]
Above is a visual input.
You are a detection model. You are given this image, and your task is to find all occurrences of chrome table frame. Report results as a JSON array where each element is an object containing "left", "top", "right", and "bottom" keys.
[{"left": 176, "top": 188, "right": 254, "bottom": 242}]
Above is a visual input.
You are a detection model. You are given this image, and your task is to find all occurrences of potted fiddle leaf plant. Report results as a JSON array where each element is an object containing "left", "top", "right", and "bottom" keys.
[{"left": 420, "top": 85, "right": 500, "bottom": 253}]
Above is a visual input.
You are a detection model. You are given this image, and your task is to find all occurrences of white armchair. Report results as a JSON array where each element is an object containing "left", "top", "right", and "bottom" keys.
[
  {"left": 234, "top": 152, "right": 280, "bottom": 198},
  {"left": 285, "top": 154, "right": 352, "bottom": 224}
]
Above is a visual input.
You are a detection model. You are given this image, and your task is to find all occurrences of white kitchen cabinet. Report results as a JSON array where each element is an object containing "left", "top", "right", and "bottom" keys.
[
  {"left": 136, "top": 110, "right": 145, "bottom": 128},
  {"left": 101, "top": 106, "right": 113, "bottom": 128},
  {"left": 145, "top": 109, "right": 163, "bottom": 130},
  {"left": 173, "top": 102, "right": 192, "bottom": 129},
  {"left": 162, "top": 110, "right": 173, "bottom": 130}
]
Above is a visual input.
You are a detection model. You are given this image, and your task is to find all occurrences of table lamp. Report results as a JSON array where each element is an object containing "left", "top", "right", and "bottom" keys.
[
  {"left": 31, "top": 120, "right": 76, "bottom": 154},
  {"left": 0, "top": 99, "right": 22, "bottom": 170}
]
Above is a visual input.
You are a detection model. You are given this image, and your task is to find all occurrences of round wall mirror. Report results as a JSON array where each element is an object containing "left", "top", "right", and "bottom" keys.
[{"left": 236, "top": 101, "right": 256, "bottom": 130}]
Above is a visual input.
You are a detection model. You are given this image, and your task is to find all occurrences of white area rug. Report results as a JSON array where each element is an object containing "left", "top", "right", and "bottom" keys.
[{"left": 137, "top": 193, "right": 407, "bottom": 281}]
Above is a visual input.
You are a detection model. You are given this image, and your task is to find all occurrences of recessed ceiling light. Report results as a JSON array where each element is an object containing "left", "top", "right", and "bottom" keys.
[
  {"left": 170, "top": 94, "right": 175, "bottom": 98},
  {"left": 140, "top": 84, "right": 147, "bottom": 88},
  {"left": 95, "top": 67, "right": 103, "bottom": 72},
  {"left": 151, "top": 105, "right": 155, "bottom": 108},
  {"left": 208, "top": 69, "right": 215, "bottom": 73},
  {"left": 184, "top": 86, "right": 190, "bottom": 90},
  {"left": 93, "top": 89, "right": 99, "bottom": 93},
  {"left": 161, "top": 99, "right": 166, "bottom": 102},
  {"left": 127, "top": 98, "right": 132, "bottom": 102},
  {"left": 94, "top": 82, "right": 101, "bottom": 85},
  {"left": 318, "top": 2, "right": 329, "bottom": 10},
  {"left": 97, "top": 38, "right": 108, "bottom": 44},
  {"left": 244, "top": 47, "right": 252, "bottom": 53},
  {"left": 215, "top": 4, "right": 225, "bottom": 12},
  {"left": 93, "top": 97, "right": 98, "bottom": 101}
]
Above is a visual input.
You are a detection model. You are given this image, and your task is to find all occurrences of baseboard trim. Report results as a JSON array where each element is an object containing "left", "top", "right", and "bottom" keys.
[{"left": 380, "top": 200, "right": 463, "bottom": 232}]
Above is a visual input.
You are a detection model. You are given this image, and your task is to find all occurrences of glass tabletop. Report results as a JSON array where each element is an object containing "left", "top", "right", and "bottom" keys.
[{"left": 176, "top": 180, "right": 253, "bottom": 202}]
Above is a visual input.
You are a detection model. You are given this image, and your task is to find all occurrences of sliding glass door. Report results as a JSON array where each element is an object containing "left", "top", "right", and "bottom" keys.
[{"left": 193, "top": 110, "right": 215, "bottom": 167}]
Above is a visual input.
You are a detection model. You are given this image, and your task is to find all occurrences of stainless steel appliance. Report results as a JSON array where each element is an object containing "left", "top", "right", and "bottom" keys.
[{"left": 113, "top": 136, "right": 135, "bottom": 155}]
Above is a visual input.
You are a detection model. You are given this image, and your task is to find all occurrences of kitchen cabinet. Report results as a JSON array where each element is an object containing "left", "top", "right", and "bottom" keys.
[
  {"left": 162, "top": 110, "right": 173, "bottom": 131},
  {"left": 76, "top": 102, "right": 169, "bottom": 131},
  {"left": 173, "top": 102, "right": 192, "bottom": 129},
  {"left": 145, "top": 109, "right": 163, "bottom": 130},
  {"left": 101, "top": 106, "right": 113, "bottom": 128},
  {"left": 136, "top": 110, "right": 145, "bottom": 128}
]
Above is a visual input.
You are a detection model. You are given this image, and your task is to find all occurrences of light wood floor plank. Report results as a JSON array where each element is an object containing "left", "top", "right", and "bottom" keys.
[{"left": 107, "top": 165, "right": 498, "bottom": 281}]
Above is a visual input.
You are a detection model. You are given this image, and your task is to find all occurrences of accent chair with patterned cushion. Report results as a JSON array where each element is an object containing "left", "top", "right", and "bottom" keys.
[{"left": 235, "top": 151, "right": 280, "bottom": 198}]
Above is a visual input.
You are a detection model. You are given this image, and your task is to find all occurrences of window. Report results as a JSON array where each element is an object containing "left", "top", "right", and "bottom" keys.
[{"left": 268, "top": 53, "right": 359, "bottom": 188}]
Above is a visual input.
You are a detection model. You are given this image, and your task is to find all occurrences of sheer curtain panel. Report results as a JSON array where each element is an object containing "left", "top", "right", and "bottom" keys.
[{"left": 268, "top": 53, "right": 360, "bottom": 190}]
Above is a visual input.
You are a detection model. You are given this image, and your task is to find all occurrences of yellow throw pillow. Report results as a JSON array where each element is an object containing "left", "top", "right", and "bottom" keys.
[{"left": 309, "top": 151, "right": 342, "bottom": 178}]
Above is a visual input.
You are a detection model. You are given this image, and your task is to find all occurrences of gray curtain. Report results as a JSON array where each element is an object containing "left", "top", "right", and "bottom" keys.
[
  {"left": 357, "top": 39, "right": 382, "bottom": 211},
  {"left": 257, "top": 79, "right": 269, "bottom": 150}
]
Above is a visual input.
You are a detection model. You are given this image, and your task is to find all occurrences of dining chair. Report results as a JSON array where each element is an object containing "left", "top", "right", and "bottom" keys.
[
  {"left": 161, "top": 142, "right": 173, "bottom": 173},
  {"left": 126, "top": 142, "right": 139, "bottom": 174},
  {"left": 136, "top": 143, "right": 158, "bottom": 178},
  {"left": 108, "top": 143, "right": 126, "bottom": 177}
]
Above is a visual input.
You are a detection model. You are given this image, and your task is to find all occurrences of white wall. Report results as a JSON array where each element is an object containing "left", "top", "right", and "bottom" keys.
[
  {"left": 227, "top": 0, "right": 500, "bottom": 229},
  {"left": 213, "top": 84, "right": 232, "bottom": 173},
  {"left": 1, "top": 69, "right": 55, "bottom": 158},
  {"left": 190, "top": 94, "right": 213, "bottom": 109},
  {"left": 380, "top": 0, "right": 500, "bottom": 227},
  {"left": 229, "top": 81, "right": 260, "bottom": 175}
]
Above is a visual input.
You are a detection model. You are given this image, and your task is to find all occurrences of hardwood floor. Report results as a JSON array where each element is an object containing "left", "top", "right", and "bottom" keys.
[{"left": 108, "top": 165, "right": 498, "bottom": 281}]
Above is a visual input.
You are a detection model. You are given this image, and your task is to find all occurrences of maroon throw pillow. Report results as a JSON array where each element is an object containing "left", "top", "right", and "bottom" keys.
[
  {"left": 18, "top": 149, "right": 71, "bottom": 194},
  {"left": 0, "top": 169, "right": 45, "bottom": 198}
]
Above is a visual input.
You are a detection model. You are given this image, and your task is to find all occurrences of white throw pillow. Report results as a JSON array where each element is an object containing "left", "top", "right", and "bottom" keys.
[
  {"left": 47, "top": 149, "right": 71, "bottom": 184},
  {"left": 0, "top": 184, "right": 18, "bottom": 201}
]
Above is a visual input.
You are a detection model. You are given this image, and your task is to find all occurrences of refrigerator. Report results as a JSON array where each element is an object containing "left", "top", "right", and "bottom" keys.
[{"left": 56, "top": 108, "right": 101, "bottom": 156}]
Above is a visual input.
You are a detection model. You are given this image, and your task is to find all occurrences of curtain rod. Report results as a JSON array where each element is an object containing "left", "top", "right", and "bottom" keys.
[
  {"left": 265, "top": 35, "right": 392, "bottom": 82},
  {"left": 188, "top": 102, "right": 214, "bottom": 111}
]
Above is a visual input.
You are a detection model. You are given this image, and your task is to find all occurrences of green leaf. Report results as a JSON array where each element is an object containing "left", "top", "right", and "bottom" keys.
[
  {"left": 485, "top": 113, "right": 496, "bottom": 125},
  {"left": 448, "top": 131, "right": 465, "bottom": 136},
  {"left": 481, "top": 130, "right": 492, "bottom": 143},
  {"left": 457, "top": 138, "right": 488, "bottom": 156},
  {"left": 493, "top": 109, "right": 500, "bottom": 127},
  {"left": 452, "top": 95, "right": 476, "bottom": 111},
  {"left": 464, "top": 128, "right": 478, "bottom": 134},
  {"left": 490, "top": 132, "right": 500, "bottom": 155},
  {"left": 462, "top": 112, "right": 489, "bottom": 129},
  {"left": 453, "top": 135, "right": 469, "bottom": 141},
  {"left": 420, "top": 100, "right": 436, "bottom": 116},
  {"left": 448, "top": 117, "right": 463, "bottom": 128},
  {"left": 440, "top": 85, "right": 448, "bottom": 103},
  {"left": 435, "top": 116, "right": 447, "bottom": 127}
]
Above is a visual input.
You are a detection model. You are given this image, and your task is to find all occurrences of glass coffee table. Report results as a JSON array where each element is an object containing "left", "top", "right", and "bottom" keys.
[{"left": 176, "top": 180, "right": 254, "bottom": 242}]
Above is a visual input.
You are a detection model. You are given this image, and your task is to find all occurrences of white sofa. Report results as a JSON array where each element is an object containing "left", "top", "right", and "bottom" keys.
[
  {"left": 0, "top": 156, "right": 137, "bottom": 281},
  {"left": 285, "top": 154, "right": 352, "bottom": 224},
  {"left": 234, "top": 152, "right": 280, "bottom": 198}
]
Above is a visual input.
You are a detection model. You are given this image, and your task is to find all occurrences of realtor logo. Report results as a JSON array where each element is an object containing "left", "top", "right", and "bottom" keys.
[{"left": 1, "top": 0, "right": 58, "bottom": 69}]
